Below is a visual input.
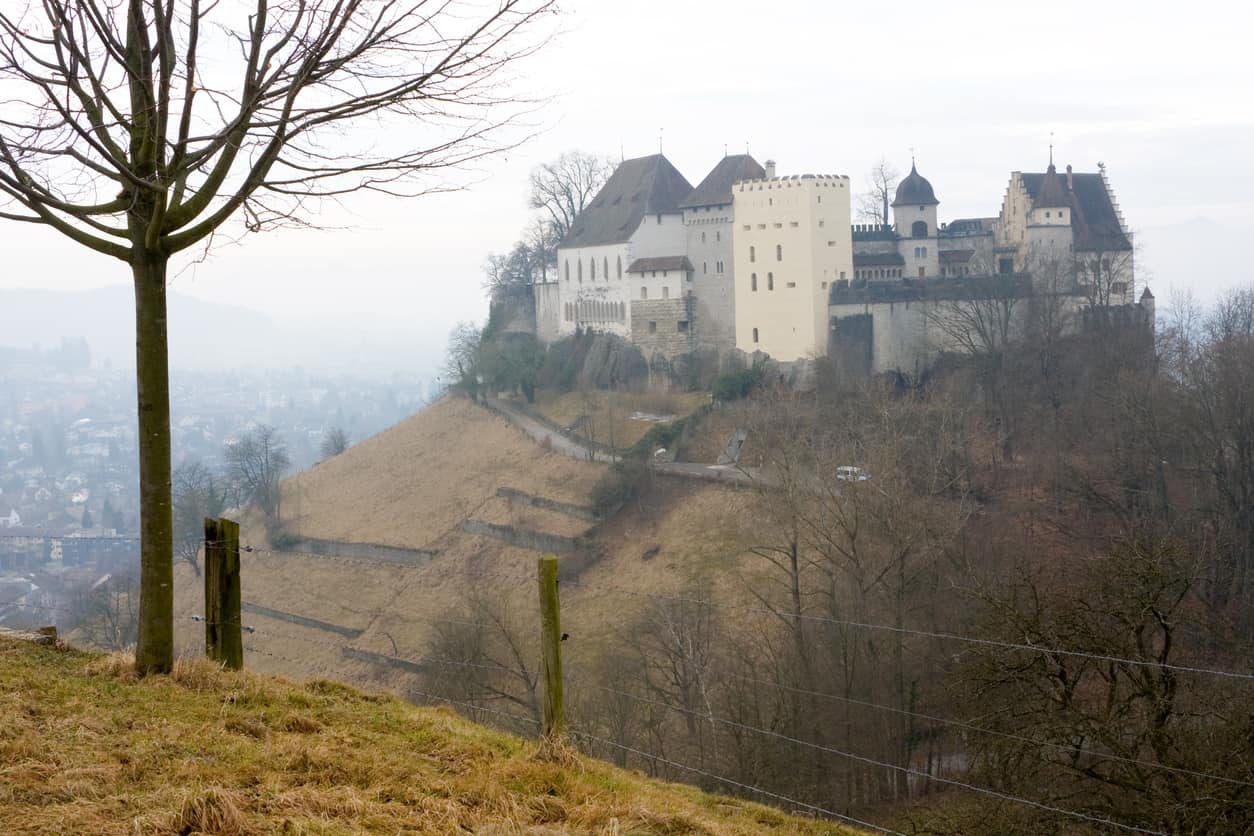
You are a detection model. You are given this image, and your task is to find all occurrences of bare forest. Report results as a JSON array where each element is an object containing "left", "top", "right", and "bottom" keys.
[{"left": 423, "top": 293, "right": 1254, "bottom": 834}]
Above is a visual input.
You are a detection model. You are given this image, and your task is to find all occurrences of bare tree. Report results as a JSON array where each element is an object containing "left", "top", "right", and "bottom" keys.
[
  {"left": 70, "top": 569, "right": 140, "bottom": 651},
  {"left": 422, "top": 586, "right": 541, "bottom": 728},
  {"left": 855, "top": 157, "right": 900, "bottom": 225},
  {"left": 319, "top": 427, "right": 350, "bottom": 460},
  {"left": 172, "top": 459, "right": 226, "bottom": 576},
  {"left": 0, "top": 0, "right": 555, "bottom": 673},
  {"left": 523, "top": 215, "right": 558, "bottom": 283},
  {"left": 442, "top": 320, "right": 484, "bottom": 399},
  {"left": 224, "top": 425, "right": 290, "bottom": 520},
  {"left": 528, "top": 150, "right": 613, "bottom": 242}
]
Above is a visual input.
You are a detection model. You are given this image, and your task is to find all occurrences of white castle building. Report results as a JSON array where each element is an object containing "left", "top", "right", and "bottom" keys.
[{"left": 533, "top": 150, "right": 1148, "bottom": 376}]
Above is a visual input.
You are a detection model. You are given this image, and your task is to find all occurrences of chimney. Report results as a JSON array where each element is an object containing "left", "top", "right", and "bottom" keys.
[
  {"left": 1065, "top": 163, "right": 1074, "bottom": 191},
  {"left": 765, "top": 159, "right": 776, "bottom": 179}
]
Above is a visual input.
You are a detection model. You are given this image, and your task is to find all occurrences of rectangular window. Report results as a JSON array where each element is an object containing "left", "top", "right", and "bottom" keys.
[
  {"left": 662, "top": 287, "right": 669, "bottom": 299},
  {"left": 840, "top": 271, "right": 846, "bottom": 279},
  {"left": 822, "top": 281, "right": 828, "bottom": 289},
  {"left": 641, "top": 287, "right": 647, "bottom": 300},
  {"left": 648, "top": 321, "right": 657, "bottom": 334},
  {"left": 678, "top": 320, "right": 689, "bottom": 333},
  {"left": 716, "top": 231, "right": 721, "bottom": 241},
  {"left": 818, "top": 220, "right": 825, "bottom": 228},
  {"left": 790, "top": 221, "right": 799, "bottom": 227},
  {"left": 786, "top": 282, "right": 796, "bottom": 288},
  {"left": 742, "top": 224, "right": 751, "bottom": 231}
]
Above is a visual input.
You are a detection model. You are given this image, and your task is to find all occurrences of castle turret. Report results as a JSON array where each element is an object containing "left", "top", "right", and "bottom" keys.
[{"left": 892, "top": 160, "right": 940, "bottom": 278}]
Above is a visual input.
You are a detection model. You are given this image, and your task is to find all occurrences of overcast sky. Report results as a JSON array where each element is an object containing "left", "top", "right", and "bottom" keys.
[{"left": 3, "top": 0, "right": 1252, "bottom": 351}]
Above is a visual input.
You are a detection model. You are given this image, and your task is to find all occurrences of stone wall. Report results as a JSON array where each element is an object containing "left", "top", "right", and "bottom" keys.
[
  {"left": 630, "top": 296, "right": 696, "bottom": 359},
  {"left": 274, "top": 536, "right": 434, "bottom": 565},
  {"left": 241, "top": 601, "right": 363, "bottom": 638},
  {"left": 496, "top": 487, "right": 598, "bottom": 521},
  {"left": 462, "top": 518, "right": 582, "bottom": 554},
  {"left": 533, "top": 282, "right": 562, "bottom": 344}
]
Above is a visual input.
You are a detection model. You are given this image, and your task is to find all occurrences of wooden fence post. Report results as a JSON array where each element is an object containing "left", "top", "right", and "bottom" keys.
[
  {"left": 203, "top": 517, "right": 243, "bottom": 670},
  {"left": 537, "top": 554, "right": 565, "bottom": 738}
]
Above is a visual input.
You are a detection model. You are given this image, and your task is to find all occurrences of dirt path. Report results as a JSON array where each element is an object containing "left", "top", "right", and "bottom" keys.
[{"left": 484, "top": 396, "right": 758, "bottom": 485}]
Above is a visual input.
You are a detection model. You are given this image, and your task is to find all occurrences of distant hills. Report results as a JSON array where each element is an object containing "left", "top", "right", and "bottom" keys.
[{"left": 0, "top": 285, "right": 445, "bottom": 374}]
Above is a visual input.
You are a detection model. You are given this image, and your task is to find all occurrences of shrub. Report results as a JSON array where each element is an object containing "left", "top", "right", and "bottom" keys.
[
  {"left": 626, "top": 418, "right": 687, "bottom": 461},
  {"left": 711, "top": 367, "right": 762, "bottom": 402},
  {"left": 591, "top": 458, "right": 652, "bottom": 518}
]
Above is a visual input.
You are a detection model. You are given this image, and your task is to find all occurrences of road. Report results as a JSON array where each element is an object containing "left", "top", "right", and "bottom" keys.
[{"left": 483, "top": 396, "right": 758, "bottom": 485}]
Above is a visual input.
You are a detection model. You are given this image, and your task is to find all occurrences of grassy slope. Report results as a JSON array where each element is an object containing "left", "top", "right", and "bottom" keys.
[
  {"left": 278, "top": 395, "right": 605, "bottom": 549},
  {"left": 0, "top": 637, "right": 855, "bottom": 835},
  {"left": 172, "top": 396, "right": 767, "bottom": 706}
]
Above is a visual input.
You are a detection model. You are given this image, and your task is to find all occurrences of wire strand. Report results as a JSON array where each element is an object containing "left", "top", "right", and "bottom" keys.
[
  {"left": 722, "top": 672, "right": 1254, "bottom": 789},
  {"left": 559, "top": 577, "right": 1254, "bottom": 682},
  {"left": 573, "top": 730, "right": 904, "bottom": 835},
  {"left": 577, "top": 682, "right": 1167, "bottom": 835}
]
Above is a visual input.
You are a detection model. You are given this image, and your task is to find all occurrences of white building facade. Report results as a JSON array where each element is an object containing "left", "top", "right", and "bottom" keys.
[{"left": 732, "top": 174, "right": 854, "bottom": 361}]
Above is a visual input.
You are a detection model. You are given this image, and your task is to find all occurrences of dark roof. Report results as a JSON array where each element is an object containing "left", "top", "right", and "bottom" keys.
[
  {"left": 941, "top": 217, "right": 996, "bottom": 236},
  {"left": 679, "top": 154, "right": 765, "bottom": 208},
  {"left": 853, "top": 253, "right": 906, "bottom": 267},
  {"left": 939, "top": 249, "right": 975, "bottom": 264},
  {"left": 560, "top": 155, "right": 693, "bottom": 249},
  {"left": 1020, "top": 168, "right": 1131, "bottom": 251},
  {"left": 626, "top": 256, "right": 693, "bottom": 273},
  {"left": 1034, "top": 163, "right": 1070, "bottom": 208},
  {"left": 892, "top": 162, "right": 939, "bottom": 207}
]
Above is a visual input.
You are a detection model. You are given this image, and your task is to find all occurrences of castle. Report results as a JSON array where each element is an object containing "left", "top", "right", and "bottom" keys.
[{"left": 532, "top": 151, "right": 1150, "bottom": 376}]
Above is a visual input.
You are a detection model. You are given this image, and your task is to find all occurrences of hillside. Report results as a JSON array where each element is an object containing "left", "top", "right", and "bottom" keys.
[
  {"left": 0, "top": 635, "right": 855, "bottom": 834},
  {"left": 171, "top": 395, "right": 754, "bottom": 690}
]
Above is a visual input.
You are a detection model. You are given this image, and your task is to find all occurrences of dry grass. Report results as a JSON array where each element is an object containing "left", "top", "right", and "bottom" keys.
[
  {"left": 278, "top": 395, "right": 604, "bottom": 549},
  {"left": 530, "top": 390, "right": 710, "bottom": 450},
  {"left": 0, "top": 636, "right": 857, "bottom": 835}
]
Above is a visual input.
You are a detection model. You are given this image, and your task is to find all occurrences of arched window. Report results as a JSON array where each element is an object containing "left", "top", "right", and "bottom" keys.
[
  {"left": 616, "top": 256, "right": 622, "bottom": 279},
  {"left": 776, "top": 244, "right": 782, "bottom": 261},
  {"left": 564, "top": 260, "right": 570, "bottom": 282},
  {"left": 751, "top": 273, "right": 758, "bottom": 291},
  {"left": 577, "top": 260, "right": 582, "bottom": 282},
  {"left": 912, "top": 220, "right": 928, "bottom": 238},
  {"left": 590, "top": 258, "right": 596, "bottom": 280},
  {"left": 767, "top": 272, "right": 774, "bottom": 291},
  {"left": 750, "top": 246, "right": 756, "bottom": 263},
  {"left": 752, "top": 327, "right": 759, "bottom": 343}
]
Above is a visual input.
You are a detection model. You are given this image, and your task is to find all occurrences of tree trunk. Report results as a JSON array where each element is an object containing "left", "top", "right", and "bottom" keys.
[{"left": 133, "top": 251, "right": 174, "bottom": 674}]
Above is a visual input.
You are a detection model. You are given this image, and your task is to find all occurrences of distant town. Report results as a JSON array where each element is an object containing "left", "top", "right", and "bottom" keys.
[{"left": 0, "top": 337, "right": 437, "bottom": 627}]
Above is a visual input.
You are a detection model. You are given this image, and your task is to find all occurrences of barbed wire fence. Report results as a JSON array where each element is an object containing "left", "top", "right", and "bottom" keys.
[{"left": 6, "top": 530, "right": 1253, "bottom": 834}]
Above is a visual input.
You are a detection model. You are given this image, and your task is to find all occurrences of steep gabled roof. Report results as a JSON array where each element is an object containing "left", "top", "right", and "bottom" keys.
[
  {"left": 560, "top": 155, "right": 693, "bottom": 249},
  {"left": 679, "top": 154, "right": 766, "bottom": 209},
  {"left": 1020, "top": 168, "right": 1131, "bottom": 252}
]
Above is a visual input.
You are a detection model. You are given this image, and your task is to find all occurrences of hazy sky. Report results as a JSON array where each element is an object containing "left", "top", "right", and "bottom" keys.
[{"left": 3, "top": 0, "right": 1252, "bottom": 346}]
